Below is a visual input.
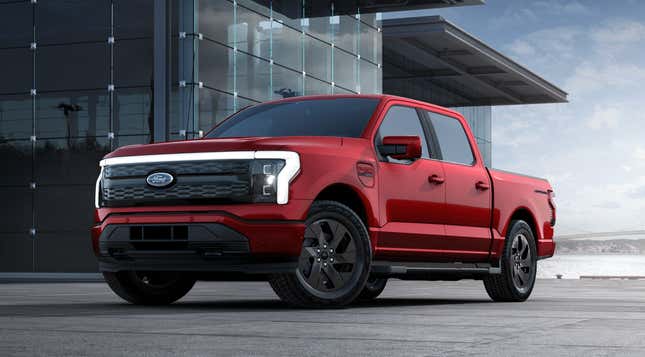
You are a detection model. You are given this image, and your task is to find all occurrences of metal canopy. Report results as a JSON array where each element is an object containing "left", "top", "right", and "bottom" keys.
[
  {"left": 252, "top": 0, "right": 483, "bottom": 19},
  {"left": 382, "top": 16, "right": 568, "bottom": 107}
]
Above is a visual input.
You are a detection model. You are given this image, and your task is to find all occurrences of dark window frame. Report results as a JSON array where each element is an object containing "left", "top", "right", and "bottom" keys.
[
  {"left": 373, "top": 104, "right": 435, "bottom": 165},
  {"left": 422, "top": 109, "right": 477, "bottom": 167}
]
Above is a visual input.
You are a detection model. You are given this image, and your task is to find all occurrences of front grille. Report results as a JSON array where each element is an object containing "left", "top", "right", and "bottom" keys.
[
  {"left": 103, "top": 183, "right": 250, "bottom": 201},
  {"left": 100, "top": 159, "right": 252, "bottom": 207}
]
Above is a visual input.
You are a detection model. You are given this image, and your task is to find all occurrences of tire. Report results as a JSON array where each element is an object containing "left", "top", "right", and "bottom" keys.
[
  {"left": 103, "top": 271, "right": 196, "bottom": 305},
  {"left": 269, "top": 200, "right": 372, "bottom": 308},
  {"left": 483, "top": 220, "right": 537, "bottom": 302},
  {"left": 357, "top": 276, "right": 387, "bottom": 301}
]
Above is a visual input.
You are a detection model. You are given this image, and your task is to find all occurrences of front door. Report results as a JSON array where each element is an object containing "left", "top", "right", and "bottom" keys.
[{"left": 374, "top": 105, "right": 448, "bottom": 261}]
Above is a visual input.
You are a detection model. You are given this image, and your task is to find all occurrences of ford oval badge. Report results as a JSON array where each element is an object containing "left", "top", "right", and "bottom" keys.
[{"left": 146, "top": 172, "right": 174, "bottom": 188}]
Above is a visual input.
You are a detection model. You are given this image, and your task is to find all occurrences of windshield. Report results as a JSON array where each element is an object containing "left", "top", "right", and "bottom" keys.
[{"left": 207, "top": 97, "right": 380, "bottom": 139}]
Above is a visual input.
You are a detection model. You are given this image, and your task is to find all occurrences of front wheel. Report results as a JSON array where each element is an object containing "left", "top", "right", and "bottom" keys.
[
  {"left": 269, "top": 200, "right": 372, "bottom": 308},
  {"left": 103, "top": 271, "right": 196, "bottom": 305},
  {"left": 483, "top": 220, "right": 537, "bottom": 302}
]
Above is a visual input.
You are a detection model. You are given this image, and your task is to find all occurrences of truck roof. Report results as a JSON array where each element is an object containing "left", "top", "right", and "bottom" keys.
[{"left": 256, "top": 94, "right": 464, "bottom": 119}]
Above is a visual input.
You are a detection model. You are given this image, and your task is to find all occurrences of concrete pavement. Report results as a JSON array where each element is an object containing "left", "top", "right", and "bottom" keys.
[{"left": 1, "top": 279, "right": 645, "bottom": 356}]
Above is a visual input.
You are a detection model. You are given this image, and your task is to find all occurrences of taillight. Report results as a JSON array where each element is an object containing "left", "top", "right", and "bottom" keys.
[{"left": 548, "top": 190, "right": 556, "bottom": 226}]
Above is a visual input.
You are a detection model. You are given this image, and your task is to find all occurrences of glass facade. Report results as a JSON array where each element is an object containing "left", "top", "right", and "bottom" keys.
[
  {"left": 451, "top": 106, "right": 492, "bottom": 167},
  {"left": 0, "top": 0, "right": 382, "bottom": 272},
  {"left": 173, "top": 0, "right": 383, "bottom": 139},
  {"left": 0, "top": 0, "right": 154, "bottom": 272},
  {"left": 0, "top": 1, "right": 498, "bottom": 273}
]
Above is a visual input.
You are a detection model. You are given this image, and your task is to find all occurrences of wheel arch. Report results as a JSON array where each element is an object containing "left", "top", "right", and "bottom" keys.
[
  {"left": 312, "top": 183, "right": 375, "bottom": 228},
  {"left": 506, "top": 207, "right": 540, "bottom": 242}
]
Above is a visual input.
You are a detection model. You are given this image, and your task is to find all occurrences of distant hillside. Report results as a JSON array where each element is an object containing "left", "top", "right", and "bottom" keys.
[{"left": 556, "top": 239, "right": 645, "bottom": 255}]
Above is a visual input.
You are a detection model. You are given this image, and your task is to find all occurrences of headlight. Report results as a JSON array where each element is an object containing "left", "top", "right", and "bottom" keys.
[{"left": 250, "top": 159, "right": 286, "bottom": 203}]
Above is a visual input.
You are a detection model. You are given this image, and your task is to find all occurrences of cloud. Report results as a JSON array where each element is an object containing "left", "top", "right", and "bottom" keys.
[
  {"left": 629, "top": 186, "right": 645, "bottom": 198},
  {"left": 587, "top": 106, "right": 621, "bottom": 130},
  {"left": 591, "top": 19, "right": 645, "bottom": 45},
  {"left": 565, "top": 61, "right": 645, "bottom": 96},
  {"left": 533, "top": 0, "right": 591, "bottom": 16}
]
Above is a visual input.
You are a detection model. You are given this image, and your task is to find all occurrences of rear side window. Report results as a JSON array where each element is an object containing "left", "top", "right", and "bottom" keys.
[
  {"left": 375, "top": 105, "right": 430, "bottom": 163},
  {"left": 426, "top": 111, "right": 475, "bottom": 165}
]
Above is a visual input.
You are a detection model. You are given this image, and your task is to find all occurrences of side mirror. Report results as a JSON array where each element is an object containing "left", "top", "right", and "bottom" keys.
[{"left": 378, "top": 136, "right": 422, "bottom": 160}]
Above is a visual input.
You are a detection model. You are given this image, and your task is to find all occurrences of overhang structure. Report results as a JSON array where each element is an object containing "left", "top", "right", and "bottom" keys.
[
  {"left": 382, "top": 16, "right": 568, "bottom": 107},
  {"left": 252, "top": 0, "right": 484, "bottom": 18}
]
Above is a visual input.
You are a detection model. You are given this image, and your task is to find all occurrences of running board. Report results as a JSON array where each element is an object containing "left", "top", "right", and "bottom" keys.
[{"left": 371, "top": 261, "right": 501, "bottom": 276}]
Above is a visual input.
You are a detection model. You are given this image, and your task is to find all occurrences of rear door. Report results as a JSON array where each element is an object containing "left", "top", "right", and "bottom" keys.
[
  {"left": 421, "top": 109, "right": 492, "bottom": 261},
  {"left": 374, "top": 104, "right": 448, "bottom": 260}
]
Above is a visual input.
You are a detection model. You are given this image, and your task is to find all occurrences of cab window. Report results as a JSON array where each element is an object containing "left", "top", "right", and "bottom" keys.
[
  {"left": 425, "top": 111, "right": 475, "bottom": 165},
  {"left": 375, "top": 105, "right": 430, "bottom": 163}
]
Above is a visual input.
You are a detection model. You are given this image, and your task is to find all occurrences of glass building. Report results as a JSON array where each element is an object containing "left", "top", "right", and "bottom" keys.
[{"left": 0, "top": 0, "right": 566, "bottom": 273}]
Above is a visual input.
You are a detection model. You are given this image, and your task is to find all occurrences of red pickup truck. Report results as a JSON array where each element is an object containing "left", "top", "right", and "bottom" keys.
[{"left": 92, "top": 95, "right": 556, "bottom": 307}]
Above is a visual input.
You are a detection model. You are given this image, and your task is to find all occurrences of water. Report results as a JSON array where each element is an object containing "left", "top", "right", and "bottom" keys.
[{"left": 538, "top": 255, "right": 645, "bottom": 279}]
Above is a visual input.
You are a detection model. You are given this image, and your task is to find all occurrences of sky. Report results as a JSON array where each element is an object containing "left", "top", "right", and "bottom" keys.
[{"left": 385, "top": 0, "right": 645, "bottom": 235}]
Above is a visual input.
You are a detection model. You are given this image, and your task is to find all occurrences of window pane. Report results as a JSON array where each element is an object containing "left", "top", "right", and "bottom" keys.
[
  {"left": 272, "top": 65, "right": 302, "bottom": 100},
  {"left": 333, "top": 15, "right": 357, "bottom": 53},
  {"left": 235, "top": 2, "right": 271, "bottom": 59},
  {"left": 114, "top": 38, "right": 153, "bottom": 88},
  {"left": 112, "top": 134, "right": 150, "bottom": 148},
  {"left": 36, "top": 90, "right": 109, "bottom": 139},
  {"left": 37, "top": 0, "right": 109, "bottom": 45},
  {"left": 0, "top": 94, "right": 32, "bottom": 140},
  {"left": 208, "top": 98, "right": 379, "bottom": 138},
  {"left": 0, "top": 140, "right": 32, "bottom": 186},
  {"left": 35, "top": 185, "right": 94, "bottom": 231},
  {"left": 0, "top": 48, "right": 32, "bottom": 94},
  {"left": 199, "top": 0, "right": 234, "bottom": 45},
  {"left": 376, "top": 106, "right": 429, "bottom": 161},
  {"left": 114, "top": 0, "right": 154, "bottom": 39},
  {"left": 305, "top": 35, "right": 331, "bottom": 82},
  {"left": 37, "top": 43, "right": 108, "bottom": 92},
  {"left": 304, "top": 76, "right": 330, "bottom": 95},
  {"left": 360, "top": 22, "right": 379, "bottom": 63},
  {"left": 427, "top": 112, "right": 475, "bottom": 165},
  {"left": 199, "top": 40, "right": 234, "bottom": 93},
  {"left": 0, "top": 234, "right": 33, "bottom": 272},
  {"left": 360, "top": 59, "right": 377, "bottom": 94},
  {"left": 236, "top": 51, "right": 271, "bottom": 102},
  {"left": 198, "top": 88, "right": 237, "bottom": 134},
  {"left": 35, "top": 137, "right": 110, "bottom": 185},
  {"left": 333, "top": 48, "right": 356, "bottom": 91},
  {"left": 0, "top": 2, "right": 32, "bottom": 49},
  {"left": 272, "top": 21, "right": 302, "bottom": 71},
  {"left": 0, "top": 187, "right": 32, "bottom": 234},
  {"left": 305, "top": 14, "right": 331, "bottom": 43},
  {"left": 115, "top": 87, "right": 152, "bottom": 136}
]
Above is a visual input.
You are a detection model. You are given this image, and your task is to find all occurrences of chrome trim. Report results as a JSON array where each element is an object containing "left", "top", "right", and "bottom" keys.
[
  {"left": 95, "top": 151, "right": 301, "bottom": 208},
  {"left": 95, "top": 167, "right": 104, "bottom": 208}
]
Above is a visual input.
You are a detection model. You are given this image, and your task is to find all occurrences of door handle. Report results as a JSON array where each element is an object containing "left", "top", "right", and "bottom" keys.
[
  {"left": 428, "top": 174, "right": 445, "bottom": 185},
  {"left": 475, "top": 181, "right": 490, "bottom": 190}
]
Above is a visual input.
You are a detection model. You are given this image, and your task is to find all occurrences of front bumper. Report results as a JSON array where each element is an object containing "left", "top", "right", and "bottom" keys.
[{"left": 92, "top": 211, "right": 305, "bottom": 273}]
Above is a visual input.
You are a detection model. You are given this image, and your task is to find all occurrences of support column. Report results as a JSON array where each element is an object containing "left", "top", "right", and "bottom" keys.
[{"left": 153, "top": 0, "right": 171, "bottom": 142}]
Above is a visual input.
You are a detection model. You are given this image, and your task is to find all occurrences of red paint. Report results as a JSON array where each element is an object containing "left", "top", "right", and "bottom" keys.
[{"left": 93, "top": 94, "right": 555, "bottom": 264}]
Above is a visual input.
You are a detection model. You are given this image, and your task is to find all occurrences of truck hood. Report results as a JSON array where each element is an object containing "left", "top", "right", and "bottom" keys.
[{"left": 104, "top": 136, "right": 344, "bottom": 159}]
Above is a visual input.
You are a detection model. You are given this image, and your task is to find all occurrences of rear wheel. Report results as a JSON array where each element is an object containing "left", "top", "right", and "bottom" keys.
[
  {"left": 483, "top": 220, "right": 537, "bottom": 302},
  {"left": 357, "top": 276, "right": 387, "bottom": 301},
  {"left": 269, "top": 200, "right": 372, "bottom": 308},
  {"left": 103, "top": 271, "right": 195, "bottom": 305}
]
